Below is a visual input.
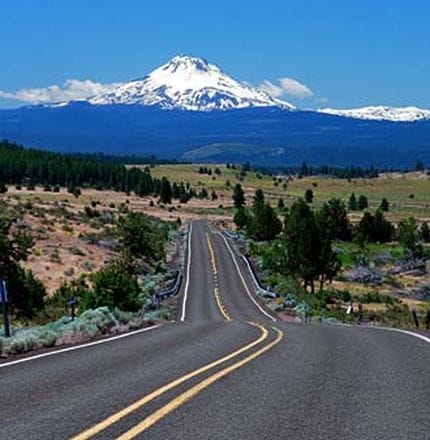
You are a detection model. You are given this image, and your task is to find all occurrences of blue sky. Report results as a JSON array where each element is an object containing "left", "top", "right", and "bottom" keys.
[{"left": 1, "top": 0, "right": 429, "bottom": 109}]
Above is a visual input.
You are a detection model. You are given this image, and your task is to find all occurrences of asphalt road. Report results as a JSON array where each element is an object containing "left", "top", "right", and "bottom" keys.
[{"left": 1, "top": 220, "right": 429, "bottom": 439}]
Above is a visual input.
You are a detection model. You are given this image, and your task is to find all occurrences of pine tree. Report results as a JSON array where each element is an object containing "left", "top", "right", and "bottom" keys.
[
  {"left": 247, "top": 190, "right": 282, "bottom": 241},
  {"left": 199, "top": 187, "right": 208, "bottom": 199},
  {"left": 281, "top": 199, "right": 341, "bottom": 293},
  {"left": 283, "top": 199, "right": 321, "bottom": 293},
  {"left": 379, "top": 197, "right": 389, "bottom": 212},
  {"left": 253, "top": 189, "right": 265, "bottom": 211},
  {"left": 159, "top": 177, "right": 172, "bottom": 204},
  {"left": 398, "top": 217, "right": 422, "bottom": 257},
  {"left": 358, "top": 195, "right": 369, "bottom": 210},
  {"left": 373, "top": 210, "right": 394, "bottom": 243},
  {"left": 305, "top": 189, "right": 314, "bottom": 203},
  {"left": 355, "top": 212, "right": 375, "bottom": 246},
  {"left": 318, "top": 198, "right": 351, "bottom": 241},
  {"left": 234, "top": 207, "right": 248, "bottom": 230},
  {"left": 232, "top": 183, "right": 246, "bottom": 208},
  {"left": 348, "top": 193, "right": 358, "bottom": 211},
  {"left": 420, "top": 222, "right": 430, "bottom": 243}
]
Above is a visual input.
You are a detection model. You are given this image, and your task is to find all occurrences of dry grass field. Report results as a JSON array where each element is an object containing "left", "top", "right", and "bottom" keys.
[{"left": 146, "top": 164, "right": 430, "bottom": 223}]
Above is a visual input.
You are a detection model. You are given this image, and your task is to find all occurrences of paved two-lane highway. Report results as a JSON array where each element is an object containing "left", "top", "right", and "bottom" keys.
[{"left": 1, "top": 221, "right": 429, "bottom": 439}]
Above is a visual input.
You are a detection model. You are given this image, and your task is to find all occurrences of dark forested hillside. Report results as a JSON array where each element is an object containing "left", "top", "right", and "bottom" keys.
[
  {"left": 0, "top": 140, "right": 159, "bottom": 196},
  {"left": 1, "top": 104, "right": 430, "bottom": 167}
]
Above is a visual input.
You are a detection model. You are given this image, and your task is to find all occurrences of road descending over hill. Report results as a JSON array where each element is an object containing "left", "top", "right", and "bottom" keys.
[{"left": 1, "top": 221, "right": 429, "bottom": 439}]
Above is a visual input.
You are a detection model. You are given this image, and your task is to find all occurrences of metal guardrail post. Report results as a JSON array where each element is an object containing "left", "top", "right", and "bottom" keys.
[
  {"left": 0, "top": 278, "right": 11, "bottom": 337},
  {"left": 412, "top": 309, "right": 420, "bottom": 329}
]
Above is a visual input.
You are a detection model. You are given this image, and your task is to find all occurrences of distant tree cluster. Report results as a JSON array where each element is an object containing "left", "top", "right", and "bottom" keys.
[
  {"left": 0, "top": 140, "right": 191, "bottom": 204},
  {"left": 233, "top": 188, "right": 281, "bottom": 242},
  {"left": 355, "top": 211, "right": 394, "bottom": 246},
  {"left": 298, "top": 163, "right": 380, "bottom": 179},
  {"left": 197, "top": 166, "right": 221, "bottom": 176}
]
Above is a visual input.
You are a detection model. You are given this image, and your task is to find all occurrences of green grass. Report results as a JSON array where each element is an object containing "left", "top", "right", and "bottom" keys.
[{"left": 335, "top": 242, "right": 405, "bottom": 269}]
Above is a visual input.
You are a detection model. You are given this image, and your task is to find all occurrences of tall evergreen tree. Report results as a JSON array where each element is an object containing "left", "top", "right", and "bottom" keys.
[
  {"left": 398, "top": 217, "right": 422, "bottom": 257},
  {"left": 318, "top": 198, "right": 351, "bottom": 241},
  {"left": 232, "top": 183, "right": 246, "bottom": 208},
  {"left": 305, "top": 189, "right": 314, "bottom": 203},
  {"left": 358, "top": 195, "right": 369, "bottom": 210},
  {"left": 355, "top": 212, "right": 375, "bottom": 247},
  {"left": 282, "top": 199, "right": 340, "bottom": 293},
  {"left": 246, "top": 190, "right": 281, "bottom": 241},
  {"left": 379, "top": 197, "right": 389, "bottom": 212},
  {"left": 283, "top": 199, "right": 321, "bottom": 293},
  {"left": 348, "top": 193, "right": 358, "bottom": 211},
  {"left": 159, "top": 177, "right": 172, "bottom": 204},
  {"left": 420, "top": 221, "right": 430, "bottom": 243},
  {"left": 373, "top": 210, "right": 394, "bottom": 243},
  {"left": 233, "top": 207, "right": 248, "bottom": 230}
]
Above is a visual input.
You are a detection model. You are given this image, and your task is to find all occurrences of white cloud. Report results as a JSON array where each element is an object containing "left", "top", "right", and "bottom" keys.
[
  {"left": 258, "top": 77, "right": 313, "bottom": 100},
  {"left": 0, "top": 79, "right": 122, "bottom": 104},
  {"left": 314, "top": 96, "right": 328, "bottom": 105},
  {"left": 258, "top": 80, "right": 284, "bottom": 98}
]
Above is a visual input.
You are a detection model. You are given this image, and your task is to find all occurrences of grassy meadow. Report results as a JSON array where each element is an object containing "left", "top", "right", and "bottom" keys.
[{"left": 147, "top": 164, "right": 430, "bottom": 222}]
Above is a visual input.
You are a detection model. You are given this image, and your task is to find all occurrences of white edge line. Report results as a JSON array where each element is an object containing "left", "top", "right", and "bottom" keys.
[
  {"left": 320, "top": 320, "right": 430, "bottom": 346},
  {"left": 0, "top": 325, "right": 160, "bottom": 369},
  {"left": 180, "top": 222, "right": 193, "bottom": 322},
  {"left": 242, "top": 254, "right": 262, "bottom": 289},
  {"left": 363, "top": 325, "right": 430, "bottom": 345},
  {"left": 217, "top": 232, "right": 276, "bottom": 322}
]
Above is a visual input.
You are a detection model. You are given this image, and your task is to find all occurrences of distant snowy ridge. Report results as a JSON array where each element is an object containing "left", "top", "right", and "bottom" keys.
[
  {"left": 86, "top": 55, "right": 294, "bottom": 111},
  {"left": 318, "top": 105, "right": 430, "bottom": 122}
]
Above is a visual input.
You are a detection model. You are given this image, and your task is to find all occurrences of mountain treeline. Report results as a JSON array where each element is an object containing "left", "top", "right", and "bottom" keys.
[
  {"left": 0, "top": 140, "right": 170, "bottom": 197},
  {"left": 253, "top": 163, "right": 382, "bottom": 179}
]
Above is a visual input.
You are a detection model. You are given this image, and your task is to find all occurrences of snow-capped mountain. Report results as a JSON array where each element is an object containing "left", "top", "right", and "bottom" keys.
[
  {"left": 318, "top": 105, "right": 430, "bottom": 122},
  {"left": 87, "top": 55, "right": 294, "bottom": 111}
]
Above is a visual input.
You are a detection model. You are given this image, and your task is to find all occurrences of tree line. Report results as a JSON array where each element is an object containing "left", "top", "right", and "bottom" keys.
[{"left": 0, "top": 140, "right": 194, "bottom": 203}]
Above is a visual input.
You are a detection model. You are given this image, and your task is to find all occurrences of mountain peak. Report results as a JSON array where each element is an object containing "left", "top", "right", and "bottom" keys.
[
  {"left": 87, "top": 55, "right": 294, "bottom": 111},
  {"left": 318, "top": 105, "right": 430, "bottom": 122},
  {"left": 167, "top": 54, "right": 214, "bottom": 72}
]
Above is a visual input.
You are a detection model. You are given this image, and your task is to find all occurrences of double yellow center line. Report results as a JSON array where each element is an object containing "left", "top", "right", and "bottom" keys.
[
  {"left": 71, "top": 323, "right": 283, "bottom": 439},
  {"left": 206, "top": 233, "right": 232, "bottom": 321},
  {"left": 71, "top": 229, "right": 283, "bottom": 439}
]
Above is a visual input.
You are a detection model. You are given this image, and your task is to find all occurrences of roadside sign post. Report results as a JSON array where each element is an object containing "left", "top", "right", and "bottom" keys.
[
  {"left": 0, "top": 278, "right": 11, "bottom": 337},
  {"left": 412, "top": 309, "right": 419, "bottom": 329},
  {"left": 68, "top": 298, "right": 77, "bottom": 321}
]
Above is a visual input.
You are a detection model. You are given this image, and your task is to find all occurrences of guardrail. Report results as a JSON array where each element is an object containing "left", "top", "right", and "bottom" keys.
[
  {"left": 150, "top": 270, "right": 183, "bottom": 309},
  {"left": 222, "top": 231, "right": 279, "bottom": 299}
]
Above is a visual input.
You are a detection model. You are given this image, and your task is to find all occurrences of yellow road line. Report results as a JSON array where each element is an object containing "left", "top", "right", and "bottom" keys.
[
  {"left": 116, "top": 326, "right": 284, "bottom": 439},
  {"left": 71, "top": 323, "right": 268, "bottom": 440},
  {"left": 206, "top": 234, "right": 232, "bottom": 321}
]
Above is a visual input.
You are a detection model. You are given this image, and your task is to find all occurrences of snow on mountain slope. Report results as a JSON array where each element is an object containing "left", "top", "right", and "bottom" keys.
[
  {"left": 318, "top": 106, "right": 430, "bottom": 122},
  {"left": 87, "top": 55, "right": 294, "bottom": 111}
]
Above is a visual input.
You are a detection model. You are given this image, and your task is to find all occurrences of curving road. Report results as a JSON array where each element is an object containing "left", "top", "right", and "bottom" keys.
[{"left": 1, "top": 221, "right": 429, "bottom": 439}]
